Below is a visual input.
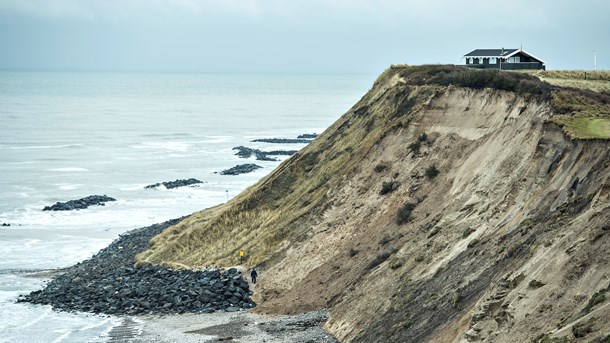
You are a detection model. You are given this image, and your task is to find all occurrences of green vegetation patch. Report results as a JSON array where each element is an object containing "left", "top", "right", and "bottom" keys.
[
  {"left": 396, "top": 203, "right": 417, "bottom": 224},
  {"left": 519, "top": 69, "right": 610, "bottom": 93},
  {"left": 380, "top": 181, "right": 400, "bottom": 195},
  {"left": 425, "top": 165, "right": 440, "bottom": 179},
  {"left": 393, "top": 65, "right": 553, "bottom": 97},
  {"left": 551, "top": 117, "right": 610, "bottom": 139},
  {"left": 572, "top": 317, "right": 596, "bottom": 338},
  {"left": 552, "top": 89, "right": 610, "bottom": 118},
  {"left": 583, "top": 289, "right": 608, "bottom": 314}
]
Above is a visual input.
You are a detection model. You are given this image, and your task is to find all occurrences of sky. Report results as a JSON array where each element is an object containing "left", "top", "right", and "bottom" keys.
[{"left": 0, "top": 0, "right": 608, "bottom": 73}]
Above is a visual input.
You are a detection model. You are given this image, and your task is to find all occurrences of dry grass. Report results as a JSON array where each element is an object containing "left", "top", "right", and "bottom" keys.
[
  {"left": 518, "top": 70, "right": 610, "bottom": 94},
  {"left": 549, "top": 86, "right": 610, "bottom": 139},
  {"left": 136, "top": 68, "right": 442, "bottom": 268},
  {"left": 514, "top": 70, "right": 610, "bottom": 138},
  {"left": 136, "top": 65, "right": 610, "bottom": 269}
]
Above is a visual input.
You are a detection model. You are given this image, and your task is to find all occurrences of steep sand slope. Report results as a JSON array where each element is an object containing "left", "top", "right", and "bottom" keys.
[{"left": 138, "top": 66, "right": 610, "bottom": 342}]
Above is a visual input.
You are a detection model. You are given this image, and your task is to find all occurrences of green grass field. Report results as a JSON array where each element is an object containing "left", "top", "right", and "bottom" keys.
[
  {"left": 518, "top": 69, "right": 610, "bottom": 139},
  {"left": 552, "top": 117, "right": 610, "bottom": 139}
]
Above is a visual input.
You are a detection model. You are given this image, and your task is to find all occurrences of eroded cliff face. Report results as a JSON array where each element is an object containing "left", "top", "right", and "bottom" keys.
[
  {"left": 138, "top": 66, "right": 610, "bottom": 342},
  {"left": 320, "top": 87, "right": 610, "bottom": 343}
]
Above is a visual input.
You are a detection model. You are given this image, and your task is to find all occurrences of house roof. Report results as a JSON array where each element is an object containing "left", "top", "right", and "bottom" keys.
[
  {"left": 464, "top": 49, "right": 518, "bottom": 57},
  {"left": 463, "top": 48, "right": 546, "bottom": 64},
  {"left": 504, "top": 49, "right": 546, "bottom": 64}
]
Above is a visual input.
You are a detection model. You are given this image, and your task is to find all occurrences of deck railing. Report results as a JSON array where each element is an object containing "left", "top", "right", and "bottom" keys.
[{"left": 466, "top": 62, "right": 544, "bottom": 70}]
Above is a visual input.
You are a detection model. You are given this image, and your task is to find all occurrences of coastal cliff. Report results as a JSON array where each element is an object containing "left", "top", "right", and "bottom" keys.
[{"left": 137, "top": 65, "right": 610, "bottom": 342}]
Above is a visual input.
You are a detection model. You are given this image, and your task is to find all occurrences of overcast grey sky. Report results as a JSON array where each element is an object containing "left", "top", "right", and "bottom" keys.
[{"left": 0, "top": 0, "right": 607, "bottom": 73}]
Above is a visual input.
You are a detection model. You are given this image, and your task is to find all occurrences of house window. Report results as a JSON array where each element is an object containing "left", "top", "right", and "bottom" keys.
[{"left": 490, "top": 57, "right": 497, "bottom": 64}]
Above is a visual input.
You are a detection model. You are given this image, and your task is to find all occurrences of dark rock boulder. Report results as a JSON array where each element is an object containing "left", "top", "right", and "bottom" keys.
[
  {"left": 233, "top": 146, "right": 297, "bottom": 161},
  {"left": 144, "top": 178, "right": 203, "bottom": 189},
  {"left": 297, "top": 133, "right": 318, "bottom": 139},
  {"left": 232, "top": 146, "right": 278, "bottom": 161},
  {"left": 265, "top": 149, "right": 298, "bottom": 156},
  {"left": 43, "top": 195, "right": 116, "bottom": 211},
  {"left": 220, "top": 164, "right": 262, "bottom": 176},
  {"left": 18, "top": 218, "right": 256, "bottom": 315},
  {"left": 251, "top": 138, "right": 312, "bottom": 144}
]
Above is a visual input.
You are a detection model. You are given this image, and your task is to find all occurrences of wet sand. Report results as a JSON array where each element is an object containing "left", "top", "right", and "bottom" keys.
[{"left": 113, "top": 309, "right": 337, "bottom": 343}]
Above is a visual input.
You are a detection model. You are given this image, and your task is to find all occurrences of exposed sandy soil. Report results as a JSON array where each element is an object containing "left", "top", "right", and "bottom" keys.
[
  {"left": 120, "top": 310, "right": 336, "bottom": 343},
  {"left": 137, "top": 66, "right": 610, "bottom": 342}
]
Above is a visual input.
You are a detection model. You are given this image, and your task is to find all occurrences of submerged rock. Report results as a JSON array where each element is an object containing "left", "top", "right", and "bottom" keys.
[
  {"left": 42, "top": 195, "right": 116, "bottom": 211},
  {"left": 220, "top": 164, "right": 262, "bottom": 175},
  {"left": 144, "top": 178, "right": 203, "bottom": 189}
]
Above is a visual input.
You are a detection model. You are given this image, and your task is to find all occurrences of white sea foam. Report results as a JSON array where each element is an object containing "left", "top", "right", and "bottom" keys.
[
  {"left": 1, "top": 144, "right": 83, "bottom": 150},
  {"left": 47, "top": 167, "right": 89, "bottom": 172},
  {"left": 199, "top": 136, "right": 233, "bottom": 144},
  {"left": 131, "top": 141, "right": 191, "bottom": 152},
  {"left": 0, "top": 71, "right": 372, "bottom": 343},
  {"left": 57, "top": 184, "right": 84, "bottom": 191}
]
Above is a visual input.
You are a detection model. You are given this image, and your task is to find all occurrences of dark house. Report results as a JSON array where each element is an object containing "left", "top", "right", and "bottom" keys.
[{"left": 463, "top": 48, "right": 546, "bottom": 70}]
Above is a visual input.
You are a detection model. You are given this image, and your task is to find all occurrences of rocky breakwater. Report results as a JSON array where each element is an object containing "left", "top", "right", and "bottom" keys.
[
  {"left": 251, "top": 138, "right": 312, "bottom": 144},
  {"left": 42, "top": 195, "right": 116, "bottom": 211},
  {"left": 144, "top": 178, "right": 203, "bottom": 189},
  {"left": 19, "top": 218, "right": 256, "bottom": 315},
  {"left": 232, "top": 146, "right": 297, "bottom": 161},
  {"left": 297, "top": 133, "right": 318, "bottom": 139},
  {"left": 220, "top": 164, "right": 262, "bottom": 176}
]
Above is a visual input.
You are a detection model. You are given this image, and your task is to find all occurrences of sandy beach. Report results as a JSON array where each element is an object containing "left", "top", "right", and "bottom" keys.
[{"left": 109, "top": 309, "right": 336, "bottom": 343}]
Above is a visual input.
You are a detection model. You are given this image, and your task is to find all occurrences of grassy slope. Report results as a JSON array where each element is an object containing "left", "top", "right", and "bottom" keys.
[
  {"left": 519, "top": 69, "right": 610, "bottom": 139},
  {"left": 521, "top": 70, "right": 610, "bottom": 93},
  {"left": 136, "top": 67, "right": 441, "bottom": 268},
  {"left": 137, "top": 65, "right": 610, "bottom": 269},
  {"left": 135, "top": 66, "right": 610, "bottom": 342}
]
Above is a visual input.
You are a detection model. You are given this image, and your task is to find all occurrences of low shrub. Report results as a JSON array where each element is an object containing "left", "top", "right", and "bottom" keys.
[
  {"left": 374, "top": 163, "right": 389, "bottom": 173},
  {"left": 409, "top": 141, "right": 421, "bottom": 155},
  {"left": 467, "top": 239, "right": 480, "bottom": 248},
  {"left": 425, "top": 165, "right": 440, "bottom": 179},
  {"left": 393, "top": 65, "right": 556, "bottom": 101},
  {"left": 462, "top": 227, "right": 476, "bottom": 238},
  {"left": 397, "top": 203, "right": 417, "bottom": 224},
  {"left": 584, "top": 290, "right": 607, "bottom": 313},
  {"left": 378, "top": 234, "right": 392, "bottom": 245},
  {"left": 428, "top": 226, "right": 442, "bottom": 238},
  {"left": 389, "top": 257, "right": 404, "bottom": 270},
  {"left": 366, "top": 251, "right": 392, "bottom": 270},
  {"left": 380, "top": 181, "right": 400, "bottom": 195},
  {"left": 572, "top": 318, "right": 595, "bottom": 338}
]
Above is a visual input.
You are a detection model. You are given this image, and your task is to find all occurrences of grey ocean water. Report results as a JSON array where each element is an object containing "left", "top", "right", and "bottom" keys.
[{"left": 0, "top": 72, "right": 372, "bottom": 342}]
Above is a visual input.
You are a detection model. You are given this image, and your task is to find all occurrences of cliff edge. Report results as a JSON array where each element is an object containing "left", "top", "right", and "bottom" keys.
[{"left": 137, "top": 65, "right": 610, "bottom": 342}]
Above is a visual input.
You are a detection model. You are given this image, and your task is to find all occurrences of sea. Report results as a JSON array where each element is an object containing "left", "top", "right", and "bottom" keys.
[{"left": 0, "top": 71, "right": 373, "bottom": 342}]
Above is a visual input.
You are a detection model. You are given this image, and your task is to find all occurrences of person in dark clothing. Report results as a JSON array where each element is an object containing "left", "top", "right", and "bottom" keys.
[{"left": 250, "top": 269, "right": 258, "bottom": 284}]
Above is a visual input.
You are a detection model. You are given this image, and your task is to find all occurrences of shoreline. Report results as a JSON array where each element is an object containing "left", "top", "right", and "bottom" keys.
[
  {"left": 120, "top": 309, "right": 335, "bottom": 343},
  {"left": 18, "top": 218, "right": 338, "bottom": 342}
]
